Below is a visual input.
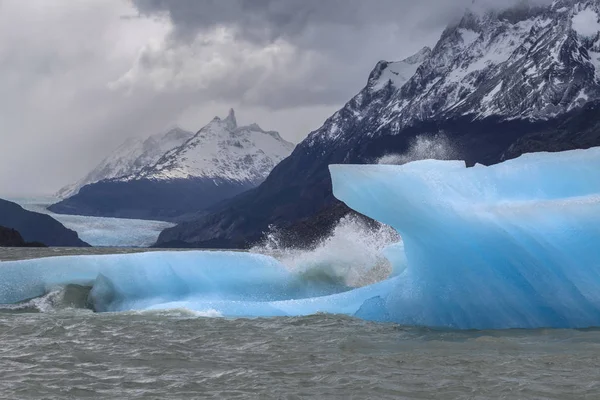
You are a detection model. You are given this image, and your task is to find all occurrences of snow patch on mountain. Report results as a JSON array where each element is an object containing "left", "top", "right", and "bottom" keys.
[
  {"left": 572, "top": 7, "right": 600, "bottom": 37},
  {"left": 369, "top": 47, "right": 432, "bottom": 92},
  {"left": 458, "top": 28, "right": 480, "bottom": 47}
]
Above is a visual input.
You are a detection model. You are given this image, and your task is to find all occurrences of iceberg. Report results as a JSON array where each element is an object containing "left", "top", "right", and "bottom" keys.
[
  {"left": 0, "top": 148, "right": 599, "bottom": 329},
  {"left": 0, "top": 252, "right": 351, "bottom": 313},
  {"left": 330, "top": 147, "right": 600, "bottom": 329}
]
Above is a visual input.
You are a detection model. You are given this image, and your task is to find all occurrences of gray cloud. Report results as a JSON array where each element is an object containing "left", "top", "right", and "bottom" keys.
[
  {"left": 125, "top": 0, "right": 555, "bottom": 109},
  {"left": 133, "top": 0, "right": 456, "bottom": 42},
  {"left": 121, "top": 0, "right": 459, "bottom": 111},
  {"left": 0, "top": 0, "right": 554, "bottom": 195},
  {"left": 132, "top": 0, "right": 554, "bottom": 43},
  {"left": 132, "top": 0, "right": 512, "bottom": 42}
]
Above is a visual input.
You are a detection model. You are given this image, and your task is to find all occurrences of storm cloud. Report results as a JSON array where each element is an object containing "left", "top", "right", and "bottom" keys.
[{"left": 0, "top": 0, "right": 552, "bottom": 194}]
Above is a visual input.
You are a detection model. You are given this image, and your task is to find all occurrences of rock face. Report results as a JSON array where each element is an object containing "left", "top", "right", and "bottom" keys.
[
  {"left": 0, "top": 199, "right": 89, "bottom": 247},
  {"left": 49, "top": 110, "right": 295, "bottom": 221},
  {"left": 57, "top": 127, "right": 194, "bottom": 199},
  {"left": 0, "top": 226, "right": 46, "bottom": 248},
  {"left": 156, "top": 0, "right": 600, "bottom": 249}
]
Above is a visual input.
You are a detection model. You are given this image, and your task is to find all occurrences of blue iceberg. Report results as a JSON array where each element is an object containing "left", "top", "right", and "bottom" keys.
[
  {"left": 0, "top": 148, "right": 599, "bottom": 329},
  {"left": 330, "top": 147, "right": 600, "bottom": 329},
  {"left": 0, "top": 252, "right": 351, "bottom": 313}
]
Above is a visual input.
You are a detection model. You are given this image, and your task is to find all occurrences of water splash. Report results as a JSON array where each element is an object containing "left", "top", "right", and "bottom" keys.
[
  {"left": 378, "top": 134, "right": 457, "bottom": 165},
  {"left": 0, "top": 284, "right": 92, "bottom": 313},
  {"left": 252, "top": 215, "right": 400, "bottom": 287}
]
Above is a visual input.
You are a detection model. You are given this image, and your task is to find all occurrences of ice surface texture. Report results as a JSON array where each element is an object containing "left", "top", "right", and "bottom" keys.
[
  {"left": 0, "top": 252, "right": 351, "bottom": 313},
  {"left": 1, "top": 148, "right": 599, "bottom": 329},
  {"left": 54, "top": 215, "right": 174, "bottom": 248},
  {"left": 330, "top": 147, "right": 600, "bottom": 329}
]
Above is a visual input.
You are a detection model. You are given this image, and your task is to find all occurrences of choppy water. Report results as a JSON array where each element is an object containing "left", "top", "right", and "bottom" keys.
[
  {"left": 1, "top": 248, "right": 599, "bottom": 399},
  {"left": 0, "top": 312, "right": 599, "bottom": 399}
]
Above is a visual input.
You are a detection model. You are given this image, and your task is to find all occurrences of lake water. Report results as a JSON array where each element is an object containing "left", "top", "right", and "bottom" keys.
[{"left": 0, "top": 247, "right": 598, "bottom": 399}]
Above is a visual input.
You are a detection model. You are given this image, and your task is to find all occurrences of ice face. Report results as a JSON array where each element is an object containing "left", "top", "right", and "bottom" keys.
[
  {"left": 0, "top": 252, "right": 352, "bottom": 313},
  {"left": 330, "top": 147, "right": 600, "bottom": 329}
]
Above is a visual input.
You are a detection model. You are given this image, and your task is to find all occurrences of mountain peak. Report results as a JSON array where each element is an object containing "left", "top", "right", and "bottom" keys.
[
  {"left": 224, "top": 108, "right": 237, "bottom": 130},
  {"left": 131, "top": 112, "right": 294, "bottom": 184},
  {"left": 56, "top": 127, "right": 193, "bottom": 198}
]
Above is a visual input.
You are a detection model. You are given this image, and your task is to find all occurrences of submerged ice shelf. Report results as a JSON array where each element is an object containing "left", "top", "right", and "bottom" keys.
[{"left": 1, "top": 148, "right": 599, "bottom": 329}]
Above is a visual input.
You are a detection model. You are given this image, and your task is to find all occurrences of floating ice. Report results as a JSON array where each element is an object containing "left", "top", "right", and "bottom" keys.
[
  {"left": 0, "top": 252, "right": 351, "bottom": 313},
  {"left": 330, "top": 147, "right": 600, "bottom": 329},
  {"left": 1, "top": 148, "right": 599, "bottom": 329}
]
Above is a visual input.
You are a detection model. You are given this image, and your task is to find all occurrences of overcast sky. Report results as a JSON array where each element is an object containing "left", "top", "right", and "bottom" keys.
[{"left": 0, "top": 0, "right": 552, "bottom": 195}]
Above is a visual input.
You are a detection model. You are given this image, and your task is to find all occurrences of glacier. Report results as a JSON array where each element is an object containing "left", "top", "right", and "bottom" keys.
[
  {"left": 12, "top": 197, "right": 174, "bottom": 247},
  {"left": 1, "top": 148, "right": 599, "bottom": 329},
  {"left": 53, "top": 215, "right": 174, "bottom": 248}
]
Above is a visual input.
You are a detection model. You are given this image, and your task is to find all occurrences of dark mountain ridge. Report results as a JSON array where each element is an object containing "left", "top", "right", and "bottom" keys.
[
  {"left": 0, "top": 198, "right": 90, "bottom": 247},
  {"left": 0, "top": 226, "right": 47, "bottom": 248}
]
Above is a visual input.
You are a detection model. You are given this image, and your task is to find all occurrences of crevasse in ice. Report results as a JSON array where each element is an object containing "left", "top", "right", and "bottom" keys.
[{"left": 0, "top": 148, "right": 599, "bottom": 329}]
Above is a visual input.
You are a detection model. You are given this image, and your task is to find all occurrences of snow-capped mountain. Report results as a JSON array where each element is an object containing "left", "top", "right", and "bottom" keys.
[
  {"left": 57, "top": 127, "right": 193, "bottom": 198},
  {"left": 121, "top": 109, "right": 294, "bottom": 185},
  {"left": 49, "top": 110, "right": 295, "bottom": 221},
  {"left": 157, "top": 0, "right": 600, "bottom": 248},
  {"left": 311, "top": 0, "right": 600, "bottom": 146}
]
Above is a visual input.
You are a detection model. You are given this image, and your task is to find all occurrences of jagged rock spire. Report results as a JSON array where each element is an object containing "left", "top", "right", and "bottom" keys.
[{"left": 224, "top": 108, "right": 237, "bottom": 130}]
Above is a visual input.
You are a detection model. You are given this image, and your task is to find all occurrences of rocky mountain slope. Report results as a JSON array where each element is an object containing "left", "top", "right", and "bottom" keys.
[
  {"left": 57, "top": 127, "right": 194, "bottom": 199},
  {"left": 0, "top": 226, "right": 46, "bottom": 248},
  {"left": 0, "top": 199, "right": 90, "bottom": 247},
  {"left": 156, "top": 0, "right": 600, "bottom": 248},
  {"left": 49, "top": 110, "right": 295, "bottom": 220}
]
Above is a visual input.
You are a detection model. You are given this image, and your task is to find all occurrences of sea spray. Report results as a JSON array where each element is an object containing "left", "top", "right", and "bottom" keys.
[
  {"left": 377, "top": 133, "right": 457, "bottom": 165},
  {"left": 251, "top": 215, "right": 400, "bottom": 287}
]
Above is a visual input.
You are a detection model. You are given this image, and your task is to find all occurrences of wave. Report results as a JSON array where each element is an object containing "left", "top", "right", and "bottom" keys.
[
  {"left": 0, "top": 284, "right": 92, "bottom": 313},
  {"left": 252, "top": 215, "right": 399, "bottom": 288}
]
